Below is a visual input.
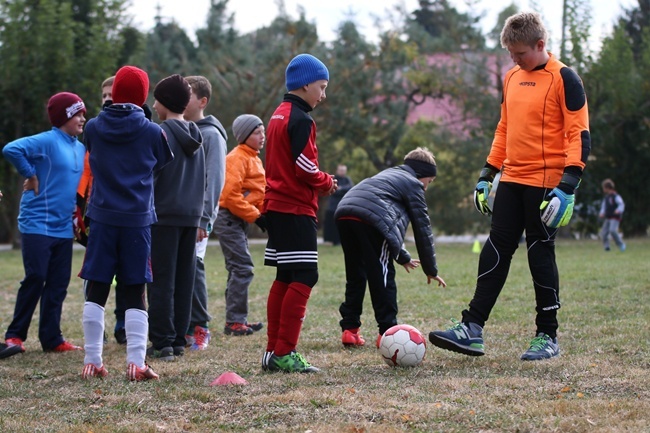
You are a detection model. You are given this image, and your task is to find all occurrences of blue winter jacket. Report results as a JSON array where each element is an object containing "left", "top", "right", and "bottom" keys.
[{"left": 3, "top": 128, "right": 85, "bottom": 238}]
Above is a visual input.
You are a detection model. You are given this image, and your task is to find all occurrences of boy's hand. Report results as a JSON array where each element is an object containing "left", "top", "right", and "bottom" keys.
[
  {"left": 402, "top": 259, "right": 420, "bottom": 272},
  {"left": 325, "top": 176, "right": 338, "bottom": 196},
  {"left": 24, "top": 176, "right": 39, "bottom": 195},
  {"left": 427, "top": 275, "right": 447, "bottom": 287},
  {"left": 196, "top": 228, "right": 208, "bottom": 242},
  {"left": 255, "top": 215, "right": 267, "bottom": 232}
]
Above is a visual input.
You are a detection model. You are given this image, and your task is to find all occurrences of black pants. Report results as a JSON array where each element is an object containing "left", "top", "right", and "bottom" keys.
[
  {"left": 337, "top": 219, "right": 398, "bottom": 335},
  {"left": 147, "top": 225, "right": 197, "bottom": 349},
  {"left": 462, "top": 181, "right": 561, "bottom": 337}
]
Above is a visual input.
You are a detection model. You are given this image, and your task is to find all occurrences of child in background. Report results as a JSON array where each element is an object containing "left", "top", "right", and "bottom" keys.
[
  {"left": 214, "top": 114, "right": 266, "bottom": 337},
  {"left": 599, "top": 178, "right": 626, "bottom": 252},
  {"left": 262, "top": 54, "right": 338, "bottom": 373},
  {"left": 147, "top": 74, "right": 205, "bottom": 362},
  {"left": 182, "top": 76, "right": 228, "bottom": 351},
  {"left": 335, "top": 148, "right": 446, "bottom": 348},
  {"left": 1, "top": 92, "right": 86, "bottom": 358},
  {"left": 80, "top": 65, "right": 173, "bottom": 381}
]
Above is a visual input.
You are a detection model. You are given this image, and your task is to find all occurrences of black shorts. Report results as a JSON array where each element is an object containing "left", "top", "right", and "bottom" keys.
[{"left": 264, "top": 211, "right": 318, "bottom": 270}]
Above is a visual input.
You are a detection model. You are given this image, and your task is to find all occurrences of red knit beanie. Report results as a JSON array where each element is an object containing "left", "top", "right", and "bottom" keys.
[
  {"left": 47, "top": 92, "right": 86, "bottom": 128},
  {"left": 112, "top": 65, "right": 149, "bottom": 106}
]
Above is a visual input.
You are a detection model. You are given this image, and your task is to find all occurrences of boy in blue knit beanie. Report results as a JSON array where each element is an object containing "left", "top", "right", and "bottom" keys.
[{"left": 261, "top": 53, "right": 337, "bottom": 373}]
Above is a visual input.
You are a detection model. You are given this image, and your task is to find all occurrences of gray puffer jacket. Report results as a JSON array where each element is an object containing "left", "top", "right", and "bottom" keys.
[{"left": 334, "top": 165, "right": 438, "bottom": 277}]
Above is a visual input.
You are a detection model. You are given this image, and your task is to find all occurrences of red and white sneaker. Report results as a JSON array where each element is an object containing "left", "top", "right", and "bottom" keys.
[
  {"left": 127, "top": 363, "right": 159, "bottom": 381},
  {"left": 342, "top": 328, "right": 366, "bottom": 347},
  {"left": 48, "top": 341, "right": 82, "bottom": 352},
  {"left": 82, "top": 363, "right": 108, "bottom": 379},
  {"left": 190, "top": 326, "right": 211, "bottom": 351}
]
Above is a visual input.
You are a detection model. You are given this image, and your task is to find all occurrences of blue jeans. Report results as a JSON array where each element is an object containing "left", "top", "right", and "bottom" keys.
[
  {"left": 601, "top": 218, "right": 624, "bottom": 250},
  {"left": 5, "top": 234, "right": 73, "bottom": 350}
]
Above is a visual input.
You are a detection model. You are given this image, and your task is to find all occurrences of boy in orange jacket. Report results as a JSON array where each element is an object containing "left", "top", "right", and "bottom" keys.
[{"left": 214, "top": 114, "right": 266, "bottom": 337}]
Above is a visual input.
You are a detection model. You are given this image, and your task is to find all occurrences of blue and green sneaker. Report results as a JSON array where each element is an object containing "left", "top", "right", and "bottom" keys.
[
  {"left": 428, "top": 319, "right": 485, "bottom": 356},
  {"left": 268, "top": 351, "right": 320, "bottom": 373},
  {"left": 520, "top": 333, "right": 560, "bottom": 360}
]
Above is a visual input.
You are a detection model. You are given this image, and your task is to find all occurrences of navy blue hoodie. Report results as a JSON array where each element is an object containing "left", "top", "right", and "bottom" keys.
[{"left": 84, "top": 104, "right": 173, "bottom": 227}]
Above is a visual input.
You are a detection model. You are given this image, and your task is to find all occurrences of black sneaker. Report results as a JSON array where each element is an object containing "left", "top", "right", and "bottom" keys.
[
  {"left": 224, "top": 322, "right": 253, "bottom": 336},
  {"left": 146, "top": 346, "right": 175, "bottom": 362},
  {"left": 173, "top": 346, "right": 185, "bottom": 357},
  {"left": 246, "top": 322, "right": 264, "bottom": 332},
  {"left": 0, "top": 342, "right": 24, "bottom": 359},
  {"left": 114, "top": 328, "right": 127, "bottom": 345},
  {"left": 261, "top": 351, "right": 273, "bottom": 371}
]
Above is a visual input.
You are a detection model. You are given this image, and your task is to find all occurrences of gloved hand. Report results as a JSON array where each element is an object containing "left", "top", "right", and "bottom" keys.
[
  {"left": 540, "top": 171, "right": 581, "bottom": 228},
  {"left": 473, "top": 166, "right": 498, "bottom": 216},
  {"left": 255, "top": 215, "right": 267, "bottom": 232},
  {"left": 142, "top": 103, "right": 153, "bottom": 121}
]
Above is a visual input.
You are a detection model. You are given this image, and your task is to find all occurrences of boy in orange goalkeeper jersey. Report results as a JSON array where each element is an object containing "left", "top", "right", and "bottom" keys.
[{"left": 429, "top": 11, "right": 590, "bottom": 361}]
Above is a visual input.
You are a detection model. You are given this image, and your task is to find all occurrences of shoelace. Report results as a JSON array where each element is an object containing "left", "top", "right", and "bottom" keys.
[
  {"left": 194, "top": 328, "right": 208, "bottom": 345},
  {"left": 527, "top": 335, "right": 550, "bottom": 351},
  {"left": 292, "top": 352, "right": 311, "bottom": 367},
  {"left": 448, "top": 318, "right": 464, "bottom": 331}
]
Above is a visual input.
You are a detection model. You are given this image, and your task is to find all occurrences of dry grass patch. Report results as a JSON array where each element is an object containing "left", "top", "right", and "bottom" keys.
[{"left": 0, "top": 239, "right": 648, "bottom": 432}]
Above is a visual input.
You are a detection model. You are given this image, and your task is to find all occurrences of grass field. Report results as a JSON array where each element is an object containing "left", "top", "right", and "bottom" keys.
[{"left": 0, "top": 237, "right": 648, "bottom": 432}]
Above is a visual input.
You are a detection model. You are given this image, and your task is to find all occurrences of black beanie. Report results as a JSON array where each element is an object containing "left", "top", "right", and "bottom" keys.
[
  {"left": 404, "top": 159, "right": 437, "bottom": 178},
  {"left": 153, "top": 74, "right": 191, "bottom": 114}
]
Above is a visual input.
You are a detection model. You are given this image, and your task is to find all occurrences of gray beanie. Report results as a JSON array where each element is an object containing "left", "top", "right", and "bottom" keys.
[{"left": 232, "top": 114, "right": 263, "bottom": 144}]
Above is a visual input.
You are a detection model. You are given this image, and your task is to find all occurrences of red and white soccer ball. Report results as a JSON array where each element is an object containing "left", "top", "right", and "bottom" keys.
[{"left": 379, "top": 324, "right": 426, "bottom": 367}]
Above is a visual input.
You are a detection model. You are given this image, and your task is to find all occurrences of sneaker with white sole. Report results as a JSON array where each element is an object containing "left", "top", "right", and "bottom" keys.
[
  {"left": 520, "top": 333, "right": 560, "bottom": 361},
  {"left": 428, "top": 319, "right": 485, "bottom": 356}
]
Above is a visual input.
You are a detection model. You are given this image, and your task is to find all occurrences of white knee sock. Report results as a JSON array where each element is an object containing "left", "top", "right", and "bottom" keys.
[
  {"left": 83, "top": 302, "right": 105, "bottom": 366},
  {"left": 125, "top": 308, "right": 148, "bottom": 368}
]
